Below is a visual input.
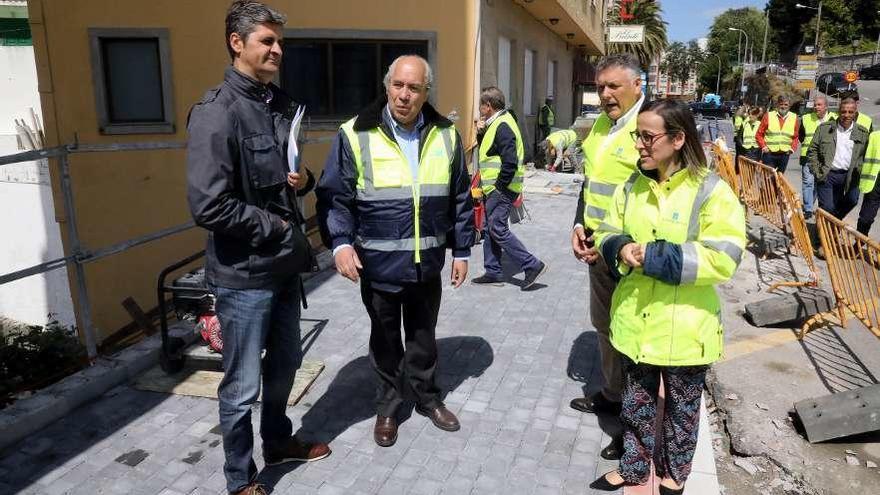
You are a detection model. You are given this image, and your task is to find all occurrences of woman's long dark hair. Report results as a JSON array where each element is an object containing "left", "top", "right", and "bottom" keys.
[{"left": 639, "top": 99, "right": 707, "bottom": 178}]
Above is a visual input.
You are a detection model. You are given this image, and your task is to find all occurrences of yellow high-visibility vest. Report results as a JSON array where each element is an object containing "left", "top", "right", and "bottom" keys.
[
  {"left": 741, "top": 120, "right": 760, "bottom": 150},
  {"left": 479, "top": 111, "right": 524, "bottom": 195},
  {"left": 579, "top": 113, "right": 640, "bottom": 231},
  {"left": 861, "top": 131, "right": 880, "bottom": 193},
  {"left": 765, "top": 111, "right": 797, "bottom": 153},
  {"left": 800, "top": 111, "right": 836, "bottom": 157}
]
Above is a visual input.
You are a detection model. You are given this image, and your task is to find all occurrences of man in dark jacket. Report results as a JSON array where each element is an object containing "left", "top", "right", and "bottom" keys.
[
  {"left": 186, "top": 3, "right": 329, "bottom": 494},
  {"left": 472, "top": 87, "right": 546, "bottom": 288},
  {"left": 316, "top": 55, "right": 474, "bottom": 448},
  {"left": 808, "top": 97, "right": 869, "bottom": 223}
]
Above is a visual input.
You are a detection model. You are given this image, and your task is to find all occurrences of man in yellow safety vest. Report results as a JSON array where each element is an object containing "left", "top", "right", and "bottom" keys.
[
  {"left": 798, "top": 96, "right": 836, "bottom": 219},
  {"left": 757, "top": 95, "right": 799, "bottom": 173},
  {"left": 569, "top": 53, "right": 644, "bottom": 460}
]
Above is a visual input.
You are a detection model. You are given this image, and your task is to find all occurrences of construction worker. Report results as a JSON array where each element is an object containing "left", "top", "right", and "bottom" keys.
[
  {"left": 472, "top": 86, "right": 547, "bottom": 288},
  {"left": 316, "top": 55, "right": 474, "bottom": 447},
  {"left": 570, "top": 53, "right": 644, "bottom": 461},
  {"left": 798, "top": 96, "right": 836, "bottom": 219},
  {"left": 737, "top": 106, "right": 763, "bottom": 162},
  {"left": 537, "top": 95, "right": 556, "bottom": 144},
  {"left": 856, "top": 131, "right": 880, "bottom": 236},
  {"left": 589, "top": 98, "right": 745, "bottom": 494},
  {"left": 756, "top": 95, "right": 799, "bottom": 173},
  {"left": 543, "top": 128, "right": 578, "bottom": 172}
]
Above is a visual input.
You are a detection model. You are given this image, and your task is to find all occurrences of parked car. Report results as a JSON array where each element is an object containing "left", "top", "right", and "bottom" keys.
[
  {"left": 816, "top": 72, "right": 858, "bottom": 97},
  {"left": 860, "top": 63, "right": 880, "bottom": 81}
]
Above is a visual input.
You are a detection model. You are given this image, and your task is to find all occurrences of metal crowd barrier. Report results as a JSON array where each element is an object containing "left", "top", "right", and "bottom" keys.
[
  {"left": 803, "top": 211, "right": 880, "bottom": 339},
  {"left": 709, "top": 144, "right": 739, "bottom": 197},
  {"left": 0, "top": 136, "right": 334, "bottom": 361},
  {"left": 737, "top": 156, "right": 787, "bottom": 231}
]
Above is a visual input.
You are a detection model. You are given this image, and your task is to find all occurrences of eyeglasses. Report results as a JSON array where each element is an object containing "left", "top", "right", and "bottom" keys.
[{"left": 630, "top": 130, "right": 669, "bottom": 147}]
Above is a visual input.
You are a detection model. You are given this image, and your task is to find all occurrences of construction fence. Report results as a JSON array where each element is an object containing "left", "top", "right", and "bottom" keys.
[{"left": 710, "top": 145, "right": 880, "bottom": 339}]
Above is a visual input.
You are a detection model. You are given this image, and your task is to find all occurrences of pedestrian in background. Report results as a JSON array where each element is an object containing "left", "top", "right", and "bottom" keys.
[
  {"left": 590, "top": 99, "right": 745, "bottom": 494},
  {"left": 798, "top": 96, "right": 836, "bottom": 219},
  {"left": 737, "top": 106, "right": 763, "bottom": 162},
  {"left": 316, "top": 55, "right": 473, "bottom": 448},
  {"left": 186, "top": 2, "right": 330, "bottom": 494},
  {"left": 537, "top": 95, "right": 556, "bottom": 145},
  {"left": 757, "top": 95, "right": 799, "bottom": 172},
  {"left": 808, "top": 96, "right": 869, "bottom": 227},
  {"left": 856, "top": 130, "right": 880, "bottom": 236},
  {"left": 472, "top": 87, "right": 548, "bottom": 289}
]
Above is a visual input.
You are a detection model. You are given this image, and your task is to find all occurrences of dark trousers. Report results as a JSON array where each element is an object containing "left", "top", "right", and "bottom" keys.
[
  {"left": 619, "top": 357, "right": 708, "bottom": 486},
  {"left": 214, "top": 281, "right": 303, "bottom": 493},
  {"left": 817, "top": 170, "right": 860, "bottom": 220},
  {"left": 483, "top": 190, "right": 540, "bottom": 277},
  {"left": 360, "top": 276, "right": 443, "bottom": 417},
  {"left": 857, "top": 179, "right": 880, "bottom": 236},
  {"left": 743, "top": 147, "right": 762, "bottom": 162},
  {"left": 762, "top": 151, "right": 790, "bottom": 173}
]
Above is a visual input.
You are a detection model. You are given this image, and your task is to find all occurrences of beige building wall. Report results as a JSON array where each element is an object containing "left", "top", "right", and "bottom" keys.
[
  {"left": 479, "top": 0, "right": 603, "bottom": 151},
  {"left": 29, "top": 0, "right": 476, "bottom": 344}
]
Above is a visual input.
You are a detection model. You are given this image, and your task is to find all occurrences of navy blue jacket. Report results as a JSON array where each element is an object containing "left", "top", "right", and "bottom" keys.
[
  {"left": 316, "top": 97, "right": 474, "bottom": 284},
  {"left": 478, "top": 118, "right": 520, "bottom": 196}
]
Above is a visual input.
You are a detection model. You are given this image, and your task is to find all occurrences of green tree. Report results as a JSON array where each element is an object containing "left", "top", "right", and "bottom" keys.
[
  {"left": 702, "top": 7, "right": 774, "bottom": 98},
  {"left": 767, "top": 0, "right": 880, "bottom": 59},
  {"left": 606, "top": 0, "right": 669, "bottom": 69},
  {"left": 660, "top": 40, "right": 704, "bottom": 87}
]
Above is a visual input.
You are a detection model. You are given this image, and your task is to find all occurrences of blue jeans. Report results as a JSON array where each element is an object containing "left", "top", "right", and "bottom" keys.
[
  {"left": 816, "top": 170, "right": 860, "bottom": 220},
  {"left": 801, "top": 156, "right": 816, "bottom": 214},
  {"left": 214, "top": 280, "right": 303, "bottom": 493},
  {"left": 482, "top": 190, "right": 540, "bottom": 277}
]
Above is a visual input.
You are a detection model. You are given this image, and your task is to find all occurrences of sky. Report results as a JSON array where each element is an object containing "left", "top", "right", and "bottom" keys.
[{"left": 664, "top": 0, "right": 768, "bottom": 42}]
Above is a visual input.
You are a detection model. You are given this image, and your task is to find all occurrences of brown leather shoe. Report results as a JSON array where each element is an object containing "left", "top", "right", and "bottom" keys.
[
  {"left": 416, "top": 404, "right": 460, "bottom": 432},
  {"left": 374, "top": 415, "right": 398, "bottom": 447},
  {"left": 231, "top": 483, "right": 268, "bottom": 495},
  {"left": 263, "top": 436, "right": 331, "bottom": 466}
]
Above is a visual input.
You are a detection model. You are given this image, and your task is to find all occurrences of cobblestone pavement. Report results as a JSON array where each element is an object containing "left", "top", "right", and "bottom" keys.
[{"left": 2, "top": 173, "right": 630, "bottom": 495}]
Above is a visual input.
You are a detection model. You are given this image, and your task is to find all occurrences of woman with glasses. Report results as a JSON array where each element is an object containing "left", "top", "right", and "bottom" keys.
[{"left": 588, "top": 99, "right": 745, "bottom": 494}]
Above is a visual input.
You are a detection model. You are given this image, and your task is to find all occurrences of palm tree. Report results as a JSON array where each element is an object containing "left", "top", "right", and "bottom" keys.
[{"left": 606, "top": 0, "right": 668, "bottom": 69}]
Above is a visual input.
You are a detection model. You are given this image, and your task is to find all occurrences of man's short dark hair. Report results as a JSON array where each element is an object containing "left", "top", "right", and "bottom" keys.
[
  {"left": 840, "top": 96, "right": 858, "bottom": 108},
  {"left": 595, "top": 53, "right": 642, "bottom": 78},
  {"left": 480, "top": 86, "right": 506, "bottom": 111},
  {"left": 225, "top": 1, "right": 287, "bottom": 61}
]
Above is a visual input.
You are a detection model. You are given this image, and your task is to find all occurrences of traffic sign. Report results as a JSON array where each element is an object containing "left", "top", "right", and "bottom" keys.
[
  {"left": 796, "top": 79, "right": 816, "bottom": 90},
  {"left": 844, "top": 71, "right": 859, "bottom": 83}
]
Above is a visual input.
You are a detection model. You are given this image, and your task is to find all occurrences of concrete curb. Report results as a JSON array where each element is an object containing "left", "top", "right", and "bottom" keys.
[{"left": 0, "top": 321, "right": 198, "bottom": 453}]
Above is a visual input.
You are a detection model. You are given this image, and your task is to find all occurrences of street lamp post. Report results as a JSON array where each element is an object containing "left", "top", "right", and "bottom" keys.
[
  {"left": 796, "top": 2, "right": 822, "bottom": 55},
  {"left": 761, "top": 9, "right": 768, "bottom": 65},
  {"left": 729, "top": 27, "right": 749, "bottom": 101},
  {"left": 704, "top": 52, "right": 722, "bottom": 95},
  {"left": 874, "top": 11, "right": 880, "bottom": 65}
]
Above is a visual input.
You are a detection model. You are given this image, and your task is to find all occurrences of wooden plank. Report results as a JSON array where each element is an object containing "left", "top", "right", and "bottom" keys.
[{"left": 121, "top": 297, "right": 157, "bottom": 336}]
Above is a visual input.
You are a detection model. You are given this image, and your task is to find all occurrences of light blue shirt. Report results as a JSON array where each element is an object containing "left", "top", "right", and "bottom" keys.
[{"left": 384, "top": 105, "right": 425, "bottom": 181}]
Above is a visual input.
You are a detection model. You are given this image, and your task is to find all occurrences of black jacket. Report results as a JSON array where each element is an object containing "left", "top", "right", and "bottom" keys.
[
  {"left": 316, "top": 97, "right": 474, "bottom": 284},
  {"left": 186, "top": 66, "right": 314, "bottom": 289}
]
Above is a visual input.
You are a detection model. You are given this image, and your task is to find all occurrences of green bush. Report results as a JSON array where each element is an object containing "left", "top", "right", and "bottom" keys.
[{"left": 0, "top": 321, "right": 86, "bottom": 407}]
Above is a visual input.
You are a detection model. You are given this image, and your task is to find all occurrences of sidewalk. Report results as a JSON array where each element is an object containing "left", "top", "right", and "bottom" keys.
[{"left": 1, "top": 171, "right": 718, "bottom": 495}]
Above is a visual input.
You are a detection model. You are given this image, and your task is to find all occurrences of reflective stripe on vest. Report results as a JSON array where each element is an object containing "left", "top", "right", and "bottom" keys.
[
  {"left": 680, "top": 173, "right": 726, "bottom": 283},
  {"left": 860, "top": 131, "right": 880, "bottom": 193},
  {"left": 547, "top": 129, "right": 577, "bottom": 151},
  {"left": 800, "top": 112, "right": 835, "bottom": 156},
  {"left": 479, "top": 111, "right": 525, "bottom": 194},
  {"left": 741, "top": 121, "right": 759, "bottom": 149},
  {"left": 580, "top": 112, "right": 639, "bottom": 230},
  {"left": 340, "top": 118, "right": 456, "bottom": 261},
  {"left": 766, "top": 111, "right": 797, "bottom": 153}
]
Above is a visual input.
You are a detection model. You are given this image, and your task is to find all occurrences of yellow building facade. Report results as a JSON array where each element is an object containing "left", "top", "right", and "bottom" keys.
[{"left": 29, "top": 0, "right": 602, "bottom": 346}]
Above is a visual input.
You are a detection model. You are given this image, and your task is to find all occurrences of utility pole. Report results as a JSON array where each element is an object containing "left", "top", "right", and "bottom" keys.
[{"left": 761, "top": 9, "right": 768, "bottom": 65}]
